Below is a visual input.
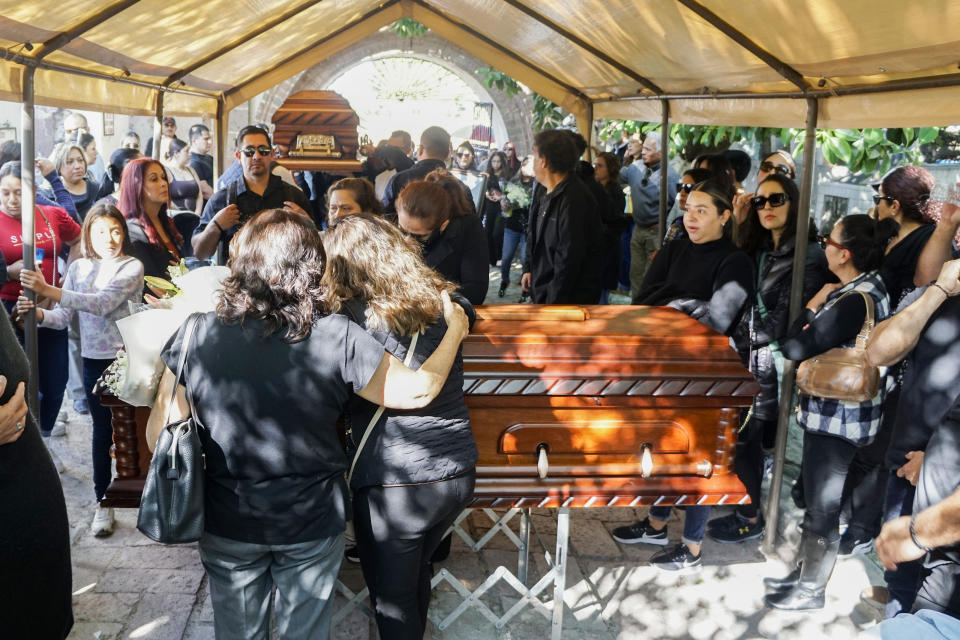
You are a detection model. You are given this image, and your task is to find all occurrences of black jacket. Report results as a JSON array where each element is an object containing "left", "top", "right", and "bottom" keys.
[
  {"left": 422, "top": 214, "right": 489, "bottom": 305},
  {"left": 381, "top": 158, "right": 447, "bottom": 213},
  {"left": 523, "top": 174, "right": 602, "bottom": 304},
  {"left": 127, "top": 218, "right": 180, "bottom": 292}
]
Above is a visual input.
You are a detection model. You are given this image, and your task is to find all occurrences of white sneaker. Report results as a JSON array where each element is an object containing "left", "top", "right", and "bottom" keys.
[
  {"left": 47, "top": 447, "right": 65, "bottom": 473},
  {"left": 49, "top": 422, "right": 66, "bottom": 437},
  {"left": 91, "top": 506, "right": 115, "bottom": 537},
  {"left": 58, "top": 410, "right": 69, "bottom": 423}
]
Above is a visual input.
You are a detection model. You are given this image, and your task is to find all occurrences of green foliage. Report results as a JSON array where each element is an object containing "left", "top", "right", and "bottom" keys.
[
  {"left": 475, "top": 67, "right": 522, "bottom": 97},
  {"left": 599, "top": 119, "right": 946, "bottom": 176},
  {"left": 476, "top": 66, "right": 568, "bottom": 132},
  {"left": 388, "top": 18, "right": 428, "bottom": 39}
]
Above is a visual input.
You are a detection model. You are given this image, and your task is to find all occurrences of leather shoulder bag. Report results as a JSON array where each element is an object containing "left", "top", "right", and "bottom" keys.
[
  {"left": 795, "top": 290, "right": 880, "bottom": 403},
  {"left": 137, "top": 313, "right": 206, "bottom": 544}
]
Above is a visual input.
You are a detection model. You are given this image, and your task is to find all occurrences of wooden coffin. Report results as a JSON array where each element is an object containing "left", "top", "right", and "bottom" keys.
[
  {"left": 271, "top": 90, "right": 363, "bottom": 173},
  {"left": 100, "top": 305, "right": 759, "bottom": 509}
]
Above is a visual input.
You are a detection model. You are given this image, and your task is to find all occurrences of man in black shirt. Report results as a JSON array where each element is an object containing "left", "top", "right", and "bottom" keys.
[
  {"left": 520, "top": 129, "right": 602, "bottom": 304},
  {"left": 192, "top": 125, "right": 311, "bottom": 264},
  {"left": 381, "top": 126, "right": 451, "bottom": 214},
  {"left": 188, "top": 124, "right": 214, "bottom": 197}
]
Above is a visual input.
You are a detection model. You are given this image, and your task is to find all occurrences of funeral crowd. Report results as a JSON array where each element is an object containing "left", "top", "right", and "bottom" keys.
[{"left": 1, "top": 113, "right": 960, "bottom": 640}]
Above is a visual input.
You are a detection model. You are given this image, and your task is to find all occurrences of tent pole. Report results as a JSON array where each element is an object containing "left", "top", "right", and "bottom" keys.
[
  {"left": 19, "top": 66, "right": 39, "bottom": 416},
  {"left": 215, "top": 97, "right": 228, "bottom": 184},
  {"left": 763, "top": 96, "right": 818, "bottom": 555},
  {"left": 658, "top": 99, "right": 670, "bottom": 240},
  {"left": 152, "top": 91, "right": 164, "bottom": 161},
  {"left": 585, "top": 101, "right": 594, "bottom": 161}
]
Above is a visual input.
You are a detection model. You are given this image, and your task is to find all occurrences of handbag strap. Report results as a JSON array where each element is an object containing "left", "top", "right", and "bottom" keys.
[
  {"left": 163, "top": 313, "right": 203, "bottom": 426},
  {"left": 347, "top": 330, "right": 420, "bottom": 485},
  {"left": 837, "top": 289, "right": 874, "bottom": 350}
]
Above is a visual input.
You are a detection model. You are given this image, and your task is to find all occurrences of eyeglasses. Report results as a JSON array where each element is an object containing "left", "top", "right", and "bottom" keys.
[
  {"left": 676, "top": 182, "right": 695, "bottom": 194},
  {"left": 759, "top": 161, "right": 794, "bottom": 178},
  {"left": 241, "top": 145, "right": 273, "bottom": 158},
  {"left": 818, "top": 235, "right": 848, "bottom": 251},
  {"left": 750, "top": 193, "right": 790, "bottom": 209},
  {"left": 873, "top": 194, "right": 896, "bottom": 206},
  {"left": 457, "top": 152, "right": 472, "bottom": 157}
]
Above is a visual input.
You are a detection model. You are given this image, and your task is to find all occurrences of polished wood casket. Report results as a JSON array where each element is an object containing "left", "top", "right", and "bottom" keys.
[
  {"left": 100, "top": 305, "right": 758, "bottom": 509},
  {"left": 271, "top": 90, "right": 364, "bottom": 174}
]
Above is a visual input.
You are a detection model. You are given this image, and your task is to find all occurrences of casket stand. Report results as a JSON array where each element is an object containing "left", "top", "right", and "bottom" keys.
[{"left": 99, "top": 304, "right": 758, "bottom": 638}]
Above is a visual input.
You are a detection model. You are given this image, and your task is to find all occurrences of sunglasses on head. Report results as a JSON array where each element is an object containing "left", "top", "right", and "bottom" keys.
[
  {"left": 676, "top": 182, "right": 695, "bottom": 194},
  {"left": 759, "top": 161, "right": 794, "bottom": 178},
  {"left": 873, "top": 194, "right": 896, "bottom": 206},
  {"left": 818, "top": 235, "right": 848, "bottom": 251},
  {"left": 241, "top": 145, "right": 273, "bottom": 158},
  {"left": 750, "top": 193, "right": 790, "bottom": 209}
]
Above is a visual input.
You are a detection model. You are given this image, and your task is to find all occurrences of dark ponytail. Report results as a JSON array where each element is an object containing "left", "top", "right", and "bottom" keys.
[{"left": 837, "top": 214, "right": 899, "bottom": 273}]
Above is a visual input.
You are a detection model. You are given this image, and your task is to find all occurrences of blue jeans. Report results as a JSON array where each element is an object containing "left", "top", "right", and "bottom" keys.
[
  {"left": 500, "top": 228, "right": 526, "bottom": 286},
  {"left": 199, "top": 531, "right": 344, "bottom": 640},
  {"left": 883, "top": 473, "right": 921, "bottom": 618},
  {"left": 649, "top": 505, "right": 710, "bottom": 545},
  {"left": 83, "top": 358, "right": 114, "bottom": 501},
  {"left": 858, "top": 609, "right": 960, "bottom": 640}
]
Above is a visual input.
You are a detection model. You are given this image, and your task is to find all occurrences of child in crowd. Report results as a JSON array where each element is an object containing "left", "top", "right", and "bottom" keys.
[{"left": 17, "top": 204, "right": 144, "bottom": 537}]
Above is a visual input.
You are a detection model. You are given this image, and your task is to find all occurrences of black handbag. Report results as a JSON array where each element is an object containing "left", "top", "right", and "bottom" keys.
[{"left": 136, "top": 313, "right": 206, "bottom": 544}]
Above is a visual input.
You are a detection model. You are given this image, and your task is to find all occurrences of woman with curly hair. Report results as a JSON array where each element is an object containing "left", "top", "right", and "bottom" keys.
[
  {"left": 323, "top": 213, "right": 477, "bottom": 640},
  {"left": 147, "top": 209, "right": 469, "bottom": 640}
]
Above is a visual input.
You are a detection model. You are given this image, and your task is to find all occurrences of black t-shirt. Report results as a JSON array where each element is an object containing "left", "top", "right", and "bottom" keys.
[
  {"left": 341, "top": 302, "right": 478, "bottom": 490},
  {"left": 888, "top": 294, "right": 960, "bottom": 466},
  {"left": 161, "top": 312, "right": 385, "bottom": 545},
  {"left": 189, "top": 152, "right": 214, "bottom": 187},
  {"left": 881, "top": 223, "right": 935, "bottom": 307}
]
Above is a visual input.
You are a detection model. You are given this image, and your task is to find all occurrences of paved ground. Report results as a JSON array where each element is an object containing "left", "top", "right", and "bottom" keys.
[{"left": 52, "top": 263, "right": 886, "bottom": 640}]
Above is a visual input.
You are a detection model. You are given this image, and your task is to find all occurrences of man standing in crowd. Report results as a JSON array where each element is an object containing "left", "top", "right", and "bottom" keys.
[
  {"left": 192, "top": 125, "right": 310, "bottom": 265},
  {"left": 623, "top": 131, "right": 678, "bottom": 297},
  {"left": 144, "top": 116, "right": 177, "bottom": 160},
  {"left": 520, "top": 129, "right": 601, "bottom": 304},
  {"left": 388, "top": 129, "right": 415, "bottom": 159},
  {"left": 381, "top": 126, "right": 451, "bottom": 214},
  {"left": 188, "top": 124, "right": 214, "bottom": 199}
]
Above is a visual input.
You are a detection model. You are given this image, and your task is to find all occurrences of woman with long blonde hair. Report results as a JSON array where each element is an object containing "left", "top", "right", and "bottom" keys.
[{"left": 323, "top": 213, "right": 478, "bottom": 640}]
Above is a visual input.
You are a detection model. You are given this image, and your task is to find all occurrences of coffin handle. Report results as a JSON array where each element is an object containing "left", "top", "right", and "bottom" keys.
[
  {"left": 536, "top": 444, "right": 549, "bottom": 479},
  {"left": 640, "top": 444, "right": 654, "bottom": 479}
]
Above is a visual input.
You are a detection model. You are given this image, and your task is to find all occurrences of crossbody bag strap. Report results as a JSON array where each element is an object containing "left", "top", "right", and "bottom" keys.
[
  {"left": 854, "top": 290, "right": 875, "bottom": 350},
  {"left": 347, "top": 330, "right": 420, "bottom": 484},
  {"left": 163, "top": 313, "right": 202, "bottom": 426}
]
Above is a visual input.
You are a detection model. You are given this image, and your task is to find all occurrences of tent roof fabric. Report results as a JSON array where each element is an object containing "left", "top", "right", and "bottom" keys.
[{"left": 2, "top": 0, "right": 960, "bottom": 127}]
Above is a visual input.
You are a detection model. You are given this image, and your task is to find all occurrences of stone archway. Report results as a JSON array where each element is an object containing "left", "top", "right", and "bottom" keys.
[{"left": 255, "top": 31, "right": 534, "bottom": 156}]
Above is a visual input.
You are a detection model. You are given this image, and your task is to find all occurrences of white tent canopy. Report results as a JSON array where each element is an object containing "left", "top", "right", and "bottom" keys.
[{"left": 2, "top": 0, "right": 960, "bottom": 129}]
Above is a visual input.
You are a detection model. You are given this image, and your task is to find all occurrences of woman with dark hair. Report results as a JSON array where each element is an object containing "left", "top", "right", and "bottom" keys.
[
  {"left": 0, "top": 162, "right": 81, "bottom": 439},
  {"left": 452, "top": 141, "right": 477, "bottom": 171},
  {"left": 78, "top": 132, "right": 99, "bottom": 179},
  {"left": 18, "top": 204, "right": 143, "bottom": 537},
  {"left": 764, "top": 214, "right": 898, "bottom": 611},
  {"left": 707, "top": 174, "right": 832, "bottom": 543},
  {"left": 662, "top": 167, "right": 714, "bottom": 246},
  {"left": 732, "top": 149, "right": 798, "bottom": 225},
  {"left": 118, "top": 157, "right": 182, "bottom": 285},
  {"left": 398, "top": 178, "right": 488, "bottom": 305},
  {"left": 502, "top": 141, "right": 521, "bottom": 177},
  {"left": 163, "top": 137, "right": 204, "bottom": 215},
  {"left": 147, "top": 208, "right": 469, "bottom": 640},
  {"left": 593, "top": 151, "right": 629, "bottom": 303},
  {"left": 615, "top": 180, "right": 753, "bottom": 570},
  {"left": 482, "top": 151, "right": 512, "bottom": 266},
  {"left": 497, "top": 156, "right": 535, "bottom": 298},
  {"left": 47, "top": 143, "right": 100, "bottom": 221},
  {"left": 323, "top": 213, "right": 477, "bottom": 640},
  {"left": 97, "top": 147, "right": 143, "bottom": 208},
  {"left": 326, "top": 177, "right": 383, "bottom": 224},
  {"left": 0, "top": 310, "right": 74, "bottom": 640}
]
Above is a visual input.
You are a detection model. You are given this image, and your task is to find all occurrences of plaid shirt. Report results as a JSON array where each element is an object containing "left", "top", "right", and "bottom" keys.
[{"left": 798, "top": 272, "right": 891, "bottom": 445}]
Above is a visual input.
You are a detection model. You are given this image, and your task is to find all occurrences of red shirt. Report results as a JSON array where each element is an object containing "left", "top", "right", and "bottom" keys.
[{"left": 1, "top": 205, "right": 81, "bottom": 300}]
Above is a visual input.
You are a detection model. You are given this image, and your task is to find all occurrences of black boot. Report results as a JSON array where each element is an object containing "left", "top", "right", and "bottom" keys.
[
  {"left": 764, "top": 534, "right": 839, "bottom": 611},
  {"left": 763, "top": 566, "right": 800, "bottom": 592},
  {"left": 498, "top": 282, "right": 507, "bottom": 297}
]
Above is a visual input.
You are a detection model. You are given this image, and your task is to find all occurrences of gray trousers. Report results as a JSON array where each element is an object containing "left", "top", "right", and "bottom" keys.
[
  {"left": 199, "top": 531, "right": 344, "bottom": 640},
  {"left": 629, "top": 223, "right": 660, "bottom": 299}
]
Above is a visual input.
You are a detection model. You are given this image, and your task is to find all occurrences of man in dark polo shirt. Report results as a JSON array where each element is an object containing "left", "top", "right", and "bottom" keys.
[
  {"left": 192, "top": 125, "right": 311, "bottom": 264},
  {"left": 381, "top": 126, "right": 452, "bottom": 214},
  {"left": 188, "top": 124, "right": 214, "bottom": 193}
]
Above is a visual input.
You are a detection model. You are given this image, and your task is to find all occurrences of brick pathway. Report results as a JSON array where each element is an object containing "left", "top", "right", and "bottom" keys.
[{"left": 53, "top": 264, "right": 884, "bottom": 639}]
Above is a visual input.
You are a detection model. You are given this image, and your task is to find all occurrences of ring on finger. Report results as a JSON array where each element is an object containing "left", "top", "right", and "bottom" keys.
[{"left": 16, "top": 421, "right": 23, "bottom": 431}]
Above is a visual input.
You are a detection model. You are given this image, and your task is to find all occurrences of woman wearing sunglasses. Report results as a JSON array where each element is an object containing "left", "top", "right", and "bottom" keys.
[
  {"left": 452, "top": 141, "right": 478, "bottom": 171},
  {"left": 615, "top": 180, "right": 753, "bottom": 571},
  {"left": 732, "top": 150, "right": 797, "bottom": 225},
  {"left": 763, "top": 214, "right": 898, "bottom": 611},
  {"left": 708, "top": 174, "right": 832, "bottom": 544}
]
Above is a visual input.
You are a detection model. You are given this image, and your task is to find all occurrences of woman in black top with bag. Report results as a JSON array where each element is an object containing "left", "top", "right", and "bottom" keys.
[
  {"left": 708, "top": 174, "right": 832, "bottom": 544},
  {"left": 323, "top": 213, "right": 477, "bottom": 640}
]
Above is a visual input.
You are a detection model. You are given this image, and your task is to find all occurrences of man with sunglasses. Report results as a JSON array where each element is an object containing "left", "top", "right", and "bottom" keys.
[
  {"left": 193, "top": 125, "right": 310, "bottom": 265},
  {"left": 622, "top": 132, "right": 679, "bottom": 298}
]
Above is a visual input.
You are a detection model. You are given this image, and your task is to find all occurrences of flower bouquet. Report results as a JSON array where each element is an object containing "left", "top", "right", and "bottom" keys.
[
  {"left": 99, "top": 263, "right": 230, "bottom": 406},
  {"left": 501, "top": 182, "right": 531, "bottom": 218}
]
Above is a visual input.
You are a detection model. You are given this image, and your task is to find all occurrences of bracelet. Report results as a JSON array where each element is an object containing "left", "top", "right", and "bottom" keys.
[
  {"left": 930, "top": 282, "right": 953, "bottom": 298},
  {"left": 910, "top": 514, "right": 935, "bottom": 553},
  {"left": 212, "top": 220, "right": 225, "bottom": 234}
]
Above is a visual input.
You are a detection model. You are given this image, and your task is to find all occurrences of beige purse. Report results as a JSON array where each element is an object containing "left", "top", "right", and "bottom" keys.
[{"left": 795, "top": 290, "right": 880, "bottom": 403}]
